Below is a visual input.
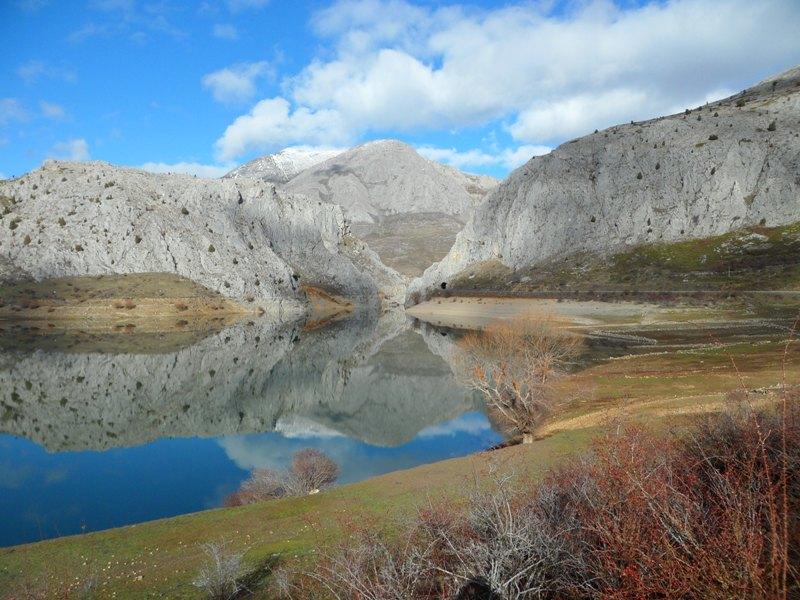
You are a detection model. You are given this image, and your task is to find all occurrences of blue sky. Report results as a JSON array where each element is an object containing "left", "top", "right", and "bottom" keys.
[{"left": 2, "top": 0, "right": 799, "bottom": 180}]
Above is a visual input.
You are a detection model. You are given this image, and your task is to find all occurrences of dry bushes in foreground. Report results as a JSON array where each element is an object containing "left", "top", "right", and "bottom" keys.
[
  {"left": 456, "top": 315, "right": 583, "bottom": 443},
  {"left": 223, "top": 449, "right": 339, "bottom": 507},
  {"left": 276, "top": 397, "right": 800, "bottom": 599}
]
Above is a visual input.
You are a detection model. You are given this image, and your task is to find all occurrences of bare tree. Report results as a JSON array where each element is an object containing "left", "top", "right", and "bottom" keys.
[
  {"left": 456, "top": 314, "right": 582, "bottom": 443},
  {"left": 193, "top": 541, "right": 244, "bottom": 600},
  {"left": 223, "top": 449, "right": 340, "bottom": 506},
  {"left": 285, "top": 449, "right": 340, "bottom": 495}
]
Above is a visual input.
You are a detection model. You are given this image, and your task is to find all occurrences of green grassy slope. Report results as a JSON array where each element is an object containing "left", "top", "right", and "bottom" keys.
[{"left": 442, "top": 221, "right": 800, "bottom": 295}]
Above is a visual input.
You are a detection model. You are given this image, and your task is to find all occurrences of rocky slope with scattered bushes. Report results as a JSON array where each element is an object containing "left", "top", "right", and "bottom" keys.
[
  {"left": 0, "top": 161, "right": 405, "bottom": 315},
  {"left": 409, "top": 65, "right": 800, "bottom": 300}
]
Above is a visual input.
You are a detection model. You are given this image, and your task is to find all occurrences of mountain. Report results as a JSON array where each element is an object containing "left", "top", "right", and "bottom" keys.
[
  {"left": 281, "top": 140, "right": 497, "bottom": 276},
  {"left": 223, "top": 146, "right": 344, "bottom": 184},
  {"left": 0, "top": 161, "right": 405, "bottom": 316},
  {"left": 409, "top": 65, "right": 800, "bottom": 300},
  {"left": 284, "top": 139, "right": 497, "bottom": 224}
]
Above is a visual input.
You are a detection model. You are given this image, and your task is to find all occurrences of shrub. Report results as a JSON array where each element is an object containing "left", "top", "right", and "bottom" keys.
[
  {"left": 455, "top": 315, "right": 582, "bottom": 443},
  {"left": 193, "top": 541, "right": 244, "bottom": 600},
  {"left": 285, "top": 449, "right": 340, "bottom": 495},
  {"left": 223, "top": 449, "right": 339, "bottom": 506},
  {"left": 768, "top": 120, "right": 777, "bottom": 131},
  {"left": 278, "top": 399, "right": 800, "bottom": 599},
  {"left": 709, "top": 134, "right": 718, "bottom": 140}
]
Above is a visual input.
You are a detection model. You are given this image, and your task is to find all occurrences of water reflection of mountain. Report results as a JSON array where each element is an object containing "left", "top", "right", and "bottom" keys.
[{"left": 0, "top": 311, "right": 483, "bottom": 451}]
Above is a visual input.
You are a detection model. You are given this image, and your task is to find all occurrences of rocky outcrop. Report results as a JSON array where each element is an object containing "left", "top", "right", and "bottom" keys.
[
  {"left": 0, "top": 161, "right": 405, "bottom": 313},
  {"left": 410, "top": 65, "right": 800, "bottom": 300},
  {"left": 223, "top": 146, "right": 343, "bottom": 184},
  {"left": 284, "top": 140, "right": 497, "bottom": 224}
]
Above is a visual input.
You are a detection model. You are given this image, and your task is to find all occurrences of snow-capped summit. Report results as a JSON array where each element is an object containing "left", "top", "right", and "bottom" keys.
[{"left": 224, "top": 146, "right": 345, "bottom": 184}]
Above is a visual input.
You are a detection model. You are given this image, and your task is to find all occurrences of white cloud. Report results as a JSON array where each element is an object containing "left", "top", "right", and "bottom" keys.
[
  {"left": 202, "top": 61, "right": 270, "bottom": 104},
  {"left": 216, "top": 0, "right": 800, "bottom": 157},
  {"left": 417, "top": 412, "right": 491, "bottom": 438},
  {"left": 0, "top": 98, "right": 29, "bottom": 124},
  {"left": 49, "top": 138, "right": 90, "bottom": 161},
  {"left": 215, "top": 97, "right": 350, "bottom": 161},
  {"left": 509, "top": 89, "right": 650, "bottom": 142},
  {"left": 213, "top": 23, "right": 238, "bottom": 40},
  {"left": 418, "top": 144, "right": 551, "bottom": 171},
  {"left": 138, "top": 161, "right": 235, "bottom": 178},
  {"left": 39, "top": 101, "right": 66, "bottom": 120},
  {"left": 0, "top": 172, "right": 7, "bottom": 180}
]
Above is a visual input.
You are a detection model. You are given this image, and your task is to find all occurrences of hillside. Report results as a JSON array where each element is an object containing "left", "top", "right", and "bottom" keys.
[
  {"left": 409, "top": 65, "right": 800, "bottom": 300},
  {"left": 0, "top": 161, "right": 405, "bottom": 316},
  {"left": 223, "top": 146, "right": 343, "bottom": 185}
]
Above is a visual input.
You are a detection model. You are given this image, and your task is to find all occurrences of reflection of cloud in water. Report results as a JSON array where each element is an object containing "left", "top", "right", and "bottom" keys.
[
  {"left": 417, "top": 412, "right": 492, "bottom": 438},
  {"left": 218, "top": 411, "right": 501, "bottom": 485},
  {"left": 274, "top": 416, "right": 344, "bottom": 438}
]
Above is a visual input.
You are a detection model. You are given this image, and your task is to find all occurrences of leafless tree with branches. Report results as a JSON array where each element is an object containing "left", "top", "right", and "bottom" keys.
[{"left": 456, "top": 314, "right": 583, "bottom": 443}]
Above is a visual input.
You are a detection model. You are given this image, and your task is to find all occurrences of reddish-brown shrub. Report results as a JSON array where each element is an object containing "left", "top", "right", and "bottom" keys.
[
  {"left": 286, "top": 449, "right": 340, "bottom": 495},
  {"left": 222, "top": 449, "right": 339, "bottom": 507}
]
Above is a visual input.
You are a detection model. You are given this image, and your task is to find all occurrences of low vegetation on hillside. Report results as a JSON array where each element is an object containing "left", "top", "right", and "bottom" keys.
[
  {"left": 434, "top": 222, "right": 800, "bottom": 297},
  {"left": 277, "top": 397, "right": 799, "bottom": 598}
]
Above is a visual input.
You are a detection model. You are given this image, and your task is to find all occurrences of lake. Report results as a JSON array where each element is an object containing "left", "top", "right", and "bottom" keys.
[
  {"left": 0, "top": 312, "right": 500, "bottom": 546},
  {"left": 1, "top": 294, "right": 796, "bottom": 547}
]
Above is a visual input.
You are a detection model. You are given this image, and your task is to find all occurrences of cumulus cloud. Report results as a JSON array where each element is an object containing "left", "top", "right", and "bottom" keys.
[
  {"left": 138, "top": 161, "right": 235, "bottom": 178},
  {"left": 39, "top": 101, "right": 66, "bottom": 120},
  {"left": 418, "top": 144, "right": 551, "bottom": 171},
  {"left": 202, "top": 61, "right": 270, "bottom": 104},
  {"left": 215, "top": 97, "right": 351, "bottom": 160},
  {"left": 213, "top": 23, "right": 238, "bottom": 40},
  {"left": 49, "top": 138, "right": 90, "bottom": 161},
  {"left": 215, "top": 0, "right": 800, "bottom": 158}
]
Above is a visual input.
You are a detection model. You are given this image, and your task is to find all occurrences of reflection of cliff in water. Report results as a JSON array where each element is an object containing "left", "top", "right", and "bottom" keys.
[{"left": 0, "top": 310, "right": 483, "bottom": 451}]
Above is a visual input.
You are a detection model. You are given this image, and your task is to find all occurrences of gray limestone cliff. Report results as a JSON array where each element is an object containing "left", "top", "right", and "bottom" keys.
[
  {"left": 0, "top": 161, "right": 405, "bottom": 312},
  {"left": 409, "top": 65, "right": 800, "bottom": 300},
  {"left": 283, "top": 140, "right": 497, "bottom": 224}
]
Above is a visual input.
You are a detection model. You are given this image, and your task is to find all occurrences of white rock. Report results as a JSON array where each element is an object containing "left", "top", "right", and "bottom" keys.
[
  {"left": 0, "top": 161, "right": 405, "bottom": 312},
  {"left": 284, "top": 140, "right": 497, "bottom": 224},
  {"left": 410, "top": 65, "right": 800, "bottom": 299}
]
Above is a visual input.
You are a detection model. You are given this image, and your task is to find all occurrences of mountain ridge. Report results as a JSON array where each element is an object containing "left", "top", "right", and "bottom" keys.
[{"left": 409, "top": 64, "right": 800, "bottom": 300}]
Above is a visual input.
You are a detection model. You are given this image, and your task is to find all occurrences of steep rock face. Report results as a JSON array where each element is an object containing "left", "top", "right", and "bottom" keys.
[
  {"left": 284, "top": 140, "right": 497, "bottom": 224},
  {"left": 0, "top": 161, "right": 405, "bottom": 312},
  {"left": 223, "top": 146, "right": 343, "bottom": 184},
  {"left": 410, "top": 65, "right": 800, "bottom": 299}
]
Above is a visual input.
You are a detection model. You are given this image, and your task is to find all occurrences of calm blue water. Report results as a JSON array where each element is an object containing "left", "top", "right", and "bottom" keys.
[{"left": 0, "top": 315, "right": 500, "bottom": 546}]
